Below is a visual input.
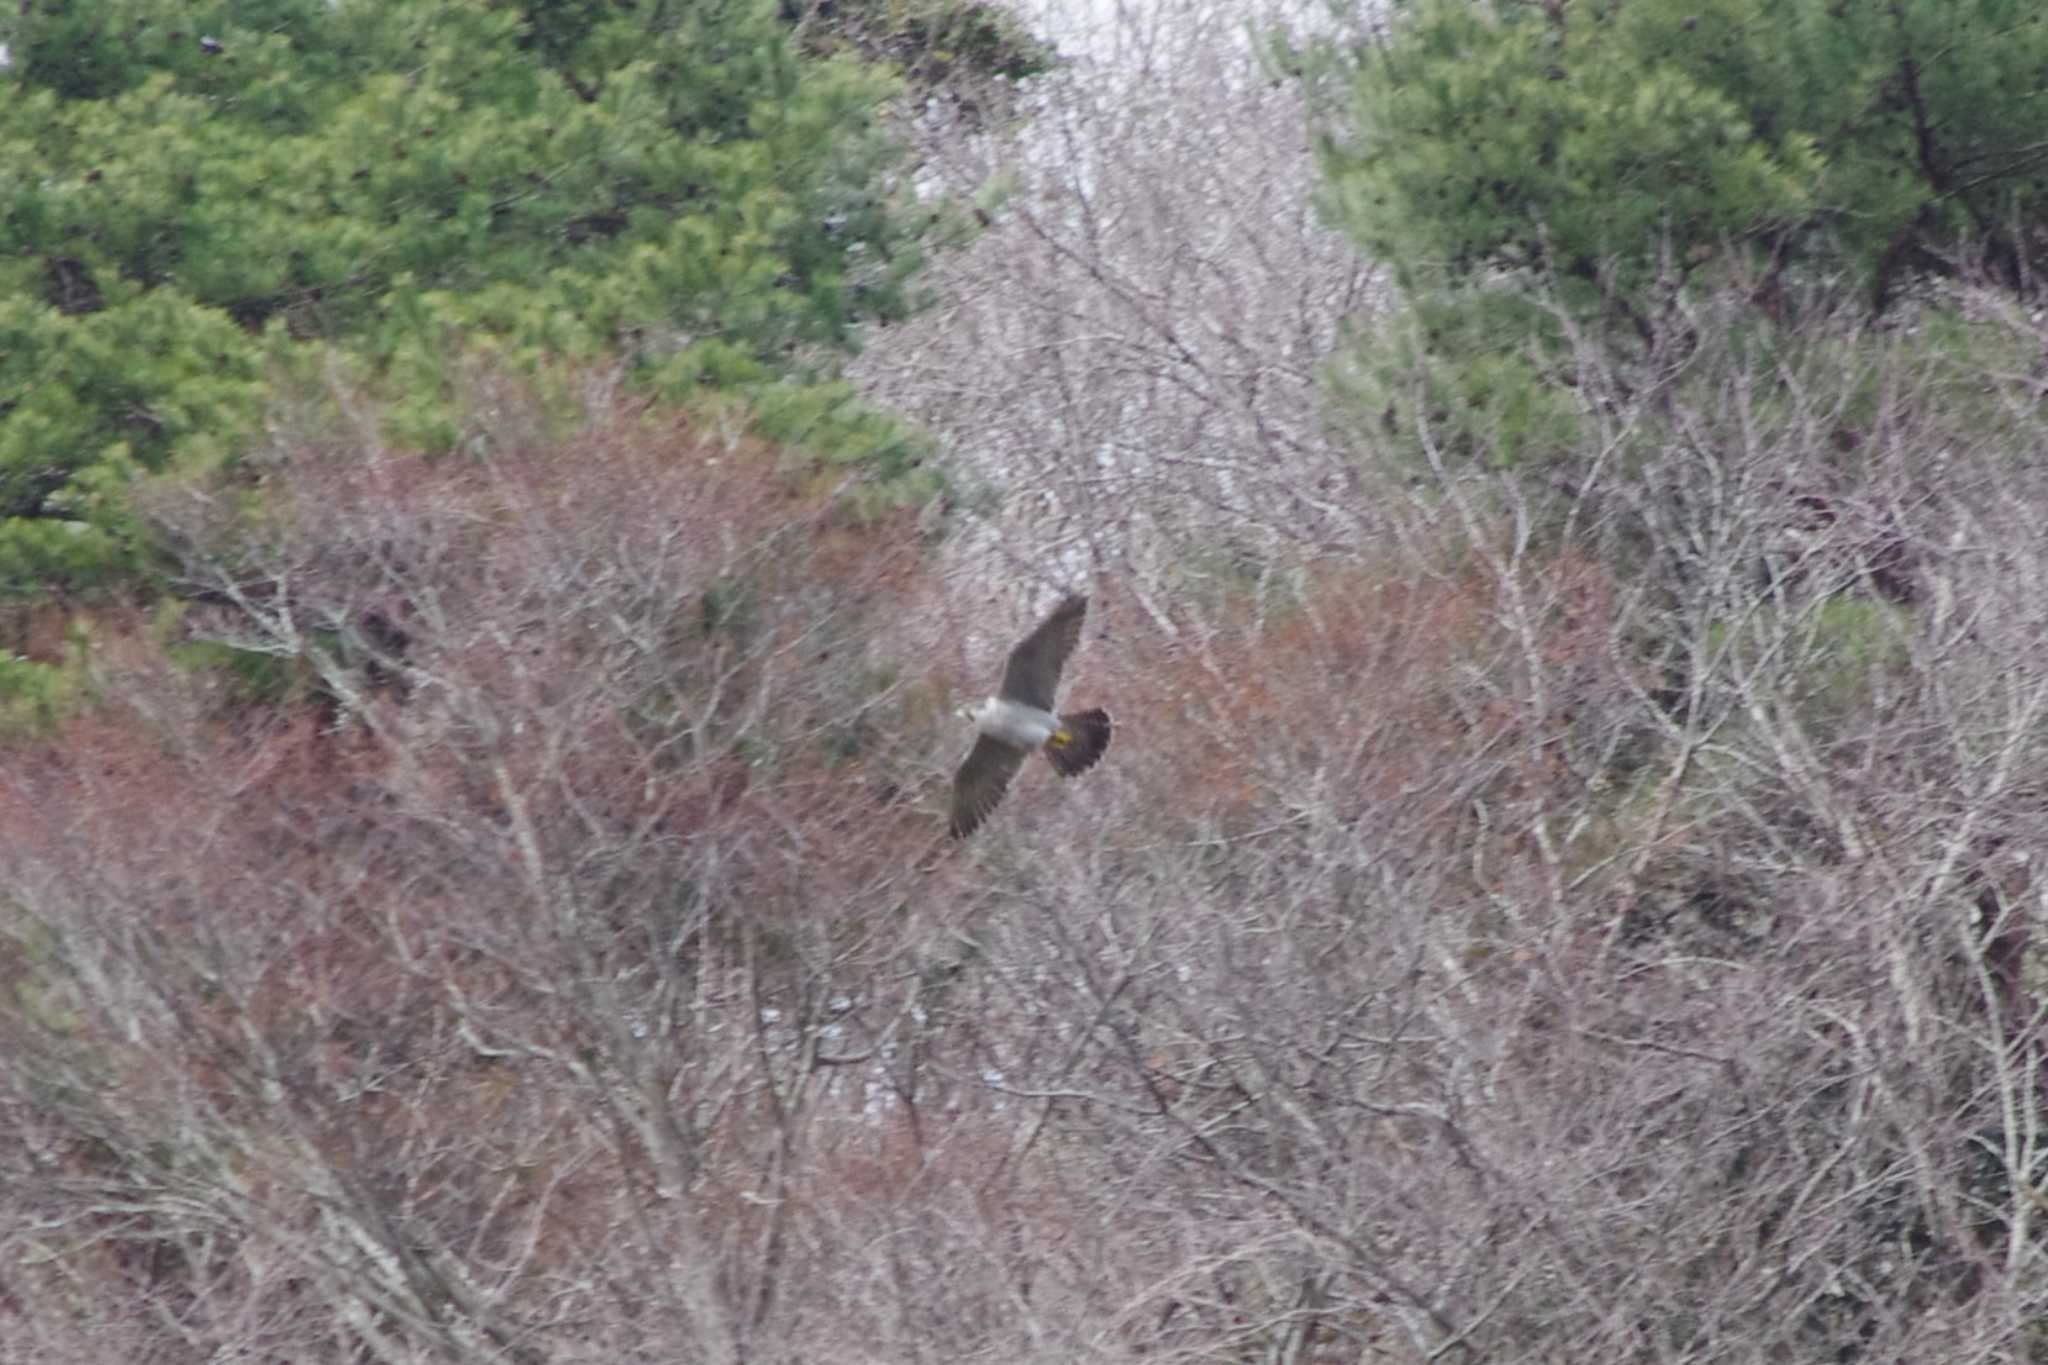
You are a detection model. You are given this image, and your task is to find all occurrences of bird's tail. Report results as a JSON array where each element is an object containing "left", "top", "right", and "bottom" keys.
[{"left": 1045, "top": 708, "right": 1113, "bottom": 777}]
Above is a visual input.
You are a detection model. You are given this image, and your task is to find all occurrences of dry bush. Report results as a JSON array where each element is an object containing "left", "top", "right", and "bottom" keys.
[
  {"left": 0, "top": 379, "right": 1097, "bottom": 1363},
  {"left": 9, "top": 329, "right": 2048, "bottom": 1361},
  {"left": 883, "top": 284, "right": 2048, "bottom": 1361}
]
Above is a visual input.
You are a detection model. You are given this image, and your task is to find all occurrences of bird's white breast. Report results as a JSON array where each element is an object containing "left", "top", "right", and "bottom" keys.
[{"left": 974, "top": 697, "right": 1058, "bottom": 747}]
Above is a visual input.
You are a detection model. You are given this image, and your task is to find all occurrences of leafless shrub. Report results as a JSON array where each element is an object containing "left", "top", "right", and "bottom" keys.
[
  {"left": 0, "top": 379, "right": 1117, "bottom": 1362},
  {"left": 856, "top": 0, "right": 1379, "bottom": 614},
  {"left": 9, "top": 306, "right": 2048, "bottom": 1361},
  {"left": 882, "top": 273, "right": 2048, "bottom": 1361}
]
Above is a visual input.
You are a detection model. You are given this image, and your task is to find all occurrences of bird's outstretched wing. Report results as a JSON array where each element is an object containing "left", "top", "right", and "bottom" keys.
[
  {"left": 999, "top": 594, "right": 1087, "bottom": 712},
  {"left": 949, "top": 734, "right": 1031, "bottom": 839}
]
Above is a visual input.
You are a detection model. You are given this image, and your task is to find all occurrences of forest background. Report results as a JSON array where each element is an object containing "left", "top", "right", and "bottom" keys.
[{"left": 5, "top": 0, "right": 2048, "bottom": 1360}]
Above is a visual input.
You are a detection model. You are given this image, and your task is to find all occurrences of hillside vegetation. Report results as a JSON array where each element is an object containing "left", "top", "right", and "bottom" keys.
[
  {"left": 5, "top": 1, "right": 2048, "bottom": 1361},
  {"left": 0, "top": 0, "right": 958, "bottom": 615}
]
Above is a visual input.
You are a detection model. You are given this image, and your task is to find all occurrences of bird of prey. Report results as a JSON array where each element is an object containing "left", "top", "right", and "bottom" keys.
[{"left": 949, "top": 593, "right": 1113, "bottom": 839}]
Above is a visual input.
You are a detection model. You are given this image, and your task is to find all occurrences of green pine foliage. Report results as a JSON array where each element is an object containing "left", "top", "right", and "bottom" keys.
[
  {"left": 0, "top": 0, "right": 941, "bottom": 596},
  {"left": 1317, "top": 0, "right": 2048, "bottom": 312},
  {"left": 1300, "top": 0, "right": 2048, "bottom": 475}
]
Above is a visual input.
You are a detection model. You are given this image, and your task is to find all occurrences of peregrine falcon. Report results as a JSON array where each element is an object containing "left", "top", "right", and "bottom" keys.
[{"left": 949, "top": 593, "right": 1114, "bottom": 839}]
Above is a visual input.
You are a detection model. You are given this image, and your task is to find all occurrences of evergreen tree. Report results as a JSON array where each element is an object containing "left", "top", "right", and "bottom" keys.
[
  {"left": 1317, "top": 0, "right": 2048, "bottom": 318},
  {"left": 1299, "top": 0, "right": 2048, "bottom": 471},
  {"left": 0, "top": 0, "right": 940, "bottom": 595}
]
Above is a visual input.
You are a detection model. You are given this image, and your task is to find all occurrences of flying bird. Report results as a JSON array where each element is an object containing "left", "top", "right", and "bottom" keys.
[{"left": 949, "top": 593, "right": 1113, "bottom": 839}]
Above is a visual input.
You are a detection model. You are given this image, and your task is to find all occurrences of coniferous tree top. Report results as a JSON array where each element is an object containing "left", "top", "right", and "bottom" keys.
[
  {"left": 1314, "top": 0, "right": 2048, "bottom": 315},
  {"left": 0, "top": 0, "right": 943, "bottom": 595}
]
